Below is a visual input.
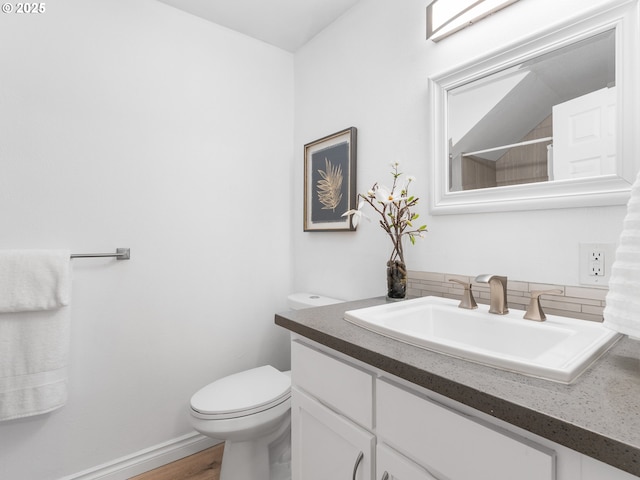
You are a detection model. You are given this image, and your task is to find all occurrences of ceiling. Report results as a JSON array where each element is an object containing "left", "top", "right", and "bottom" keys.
[{"left": 156, "top": 0, "right": 362, "bottom": 52}]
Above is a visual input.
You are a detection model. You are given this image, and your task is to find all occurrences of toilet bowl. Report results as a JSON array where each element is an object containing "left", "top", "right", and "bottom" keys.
[
  {"left": 188, "top": 293, "right": 343, "bottom": 480},
  {"left": 190, "top": 366, "right": 292, "bottom": 480}
]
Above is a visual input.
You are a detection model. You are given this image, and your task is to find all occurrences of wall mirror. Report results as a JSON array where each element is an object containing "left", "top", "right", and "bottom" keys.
[{"left": 428, "top": 0, "right": 639, "bottom": 214}]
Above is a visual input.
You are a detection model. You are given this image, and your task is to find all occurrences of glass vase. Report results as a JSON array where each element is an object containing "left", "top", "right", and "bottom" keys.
[{"left": 386, "top": 259, "right": 407, "bottom": 300}]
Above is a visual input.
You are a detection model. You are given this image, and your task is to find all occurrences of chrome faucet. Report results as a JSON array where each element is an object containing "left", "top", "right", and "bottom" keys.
[{"left": 475, "top": 274, "right": 509, "bottom": 314}]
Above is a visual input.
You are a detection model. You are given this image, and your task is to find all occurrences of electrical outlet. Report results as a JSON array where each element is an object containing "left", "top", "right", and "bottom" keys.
[
  {"left": 579, "top": 243, "right": 616, "bottom": 286},
  {"left": 589, "top": 250, "right": 604, "bottom": 276}
]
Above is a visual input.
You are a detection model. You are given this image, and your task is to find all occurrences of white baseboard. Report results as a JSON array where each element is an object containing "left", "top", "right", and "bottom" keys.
[{"left": 60, "top": 432, "right": 220, "bottom": 480}]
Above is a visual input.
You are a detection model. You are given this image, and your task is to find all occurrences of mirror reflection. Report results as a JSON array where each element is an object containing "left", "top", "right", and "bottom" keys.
[{"left": 448, "top": 30, "right": 615, "bottom": 192}]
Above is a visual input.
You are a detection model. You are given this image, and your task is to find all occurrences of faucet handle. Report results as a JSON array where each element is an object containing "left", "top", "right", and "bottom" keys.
[
  {"left": 524, "top": 289, "right": 563, "bottom": 321},
  {"left": 449, "top": 279, "right": 478, "bottom": 310}
]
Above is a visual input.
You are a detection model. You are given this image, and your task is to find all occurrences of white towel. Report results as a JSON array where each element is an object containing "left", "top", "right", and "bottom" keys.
[
  {"left": 0, "top": 250, "right": 70, "bottom": 312},
  {"left": 603, "top": 171, "right": 640, "bottom": 338},
  {"left": 0, "top": 250, "right": 71, "bottom": 421}
]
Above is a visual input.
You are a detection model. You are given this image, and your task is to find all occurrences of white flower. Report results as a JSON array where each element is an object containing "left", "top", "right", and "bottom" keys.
[
  {"left": 342, "top": 200, "right": 369, "bottom": 227},
  {"left": 397, "top": 175, "right": 415, "bottom": 195},
  {"left": 341, "top": 161, "right": 427, "bottom": 262},
  {"left": 375, "top": 186, "right": 398, "bottom": 204}
]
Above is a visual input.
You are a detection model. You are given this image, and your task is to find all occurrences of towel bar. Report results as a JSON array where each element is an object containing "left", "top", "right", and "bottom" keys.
[{"left": 70, "top": 248, "right": 130, "bottom": 260}]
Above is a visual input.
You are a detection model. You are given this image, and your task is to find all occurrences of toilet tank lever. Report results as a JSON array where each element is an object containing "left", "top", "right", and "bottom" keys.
[{"left": 449, "top": 279, "right": 478, "bottom": 310}]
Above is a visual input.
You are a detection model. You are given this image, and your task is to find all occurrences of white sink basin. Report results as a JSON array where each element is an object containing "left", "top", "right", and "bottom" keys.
[{"left": 344, "top": 296, "right": 621, "bottom": 383}]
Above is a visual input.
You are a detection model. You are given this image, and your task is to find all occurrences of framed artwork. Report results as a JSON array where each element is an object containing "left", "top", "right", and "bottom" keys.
[{"left": 304, "top": 127, "right": 357, "bottom": 231}]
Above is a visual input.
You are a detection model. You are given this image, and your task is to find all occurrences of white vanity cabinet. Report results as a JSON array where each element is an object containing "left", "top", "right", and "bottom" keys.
[{"left": 289, "top": 338, "right": 638, "bottom": 480}]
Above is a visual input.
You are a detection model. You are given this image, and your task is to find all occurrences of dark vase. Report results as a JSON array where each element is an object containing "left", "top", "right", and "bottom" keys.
[{"left": 386, "top": 259, "right": 407, "bottom": 299}]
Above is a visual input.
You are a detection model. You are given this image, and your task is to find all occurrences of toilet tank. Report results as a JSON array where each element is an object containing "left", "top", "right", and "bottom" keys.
[{"left": 287, "top": 293, "right": 343, "bottom": 310}]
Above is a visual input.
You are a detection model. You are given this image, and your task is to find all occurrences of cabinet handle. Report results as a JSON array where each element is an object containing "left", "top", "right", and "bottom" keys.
[
  {"left": 380, "top": 472, "right": 389, "bottom": 480},
  {"left": 352, "top": 451, "right": 364, "bottom": 480}
]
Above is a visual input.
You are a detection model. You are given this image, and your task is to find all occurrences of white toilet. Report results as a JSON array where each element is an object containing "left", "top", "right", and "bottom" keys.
[{"left": 188, "top": 293, "right": 343, "bottom": 480}]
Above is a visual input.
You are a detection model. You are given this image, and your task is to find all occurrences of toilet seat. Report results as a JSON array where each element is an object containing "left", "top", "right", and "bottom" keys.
[{"left": 190, "top": 365, "right": 291, "bottom": 420}]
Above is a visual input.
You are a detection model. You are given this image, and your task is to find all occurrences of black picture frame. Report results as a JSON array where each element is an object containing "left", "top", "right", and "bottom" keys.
[{"left": 304, "top": 127, "right": 357, "bottom": 231}]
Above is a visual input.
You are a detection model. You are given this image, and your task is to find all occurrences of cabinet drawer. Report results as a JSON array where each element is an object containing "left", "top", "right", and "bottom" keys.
[
  {"left": 291, "top": 340, "right": 373, "bottom": 428},
  {"left": 376, "top": 379, "right": 555, "bottom": 480}
]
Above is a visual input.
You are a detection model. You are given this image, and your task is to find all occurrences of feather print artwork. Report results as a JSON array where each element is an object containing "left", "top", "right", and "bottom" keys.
[{"left": 316, "top": 158, "right": 343, "bottom": 211}]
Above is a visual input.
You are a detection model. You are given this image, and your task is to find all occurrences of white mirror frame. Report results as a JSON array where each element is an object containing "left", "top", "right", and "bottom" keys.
[{"left": 428, "top": 0, "right": 639, "bottom": 215}]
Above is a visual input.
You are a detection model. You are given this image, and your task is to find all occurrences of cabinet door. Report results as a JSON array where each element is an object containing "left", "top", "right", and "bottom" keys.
[
  {"left": 376, "top": 379, "right": 555, "bottom": 480},
  {"left": 377, "top": 444, "right": 441, "bottom": 480},
  {"left": 291, "top": 387, "right": 375, "bottom": 480}
]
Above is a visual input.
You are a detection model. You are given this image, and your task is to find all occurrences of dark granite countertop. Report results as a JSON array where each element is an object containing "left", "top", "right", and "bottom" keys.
[{"left": 275, "top": 296, "right": 640, "bottom": 477}]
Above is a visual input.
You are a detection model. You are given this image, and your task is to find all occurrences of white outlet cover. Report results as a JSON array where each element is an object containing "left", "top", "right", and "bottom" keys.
[{"left": 579, "top": 243, "right": 617, "bottom": 287}]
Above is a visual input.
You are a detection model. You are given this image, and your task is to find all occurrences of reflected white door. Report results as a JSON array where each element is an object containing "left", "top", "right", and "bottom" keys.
[{"left": 552, "top": 86, "right": 616, "bottom": 180}]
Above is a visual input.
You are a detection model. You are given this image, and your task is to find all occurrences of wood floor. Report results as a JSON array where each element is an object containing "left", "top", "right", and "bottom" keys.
[{"left": 129, "top": 443, "right": 224, "bottom": 480}]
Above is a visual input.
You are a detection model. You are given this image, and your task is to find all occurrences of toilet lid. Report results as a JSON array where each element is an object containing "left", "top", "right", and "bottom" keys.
[{"left": 190, "top": 365, "right": 291, "bottom": 418}]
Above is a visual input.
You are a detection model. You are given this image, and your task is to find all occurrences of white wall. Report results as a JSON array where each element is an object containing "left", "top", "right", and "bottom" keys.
[
  {"left": 0, "top": 1, "right": 293, "bottom": 478},
  {"left": 293, "top": 0, "right": 629, "bottom": 301}
]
